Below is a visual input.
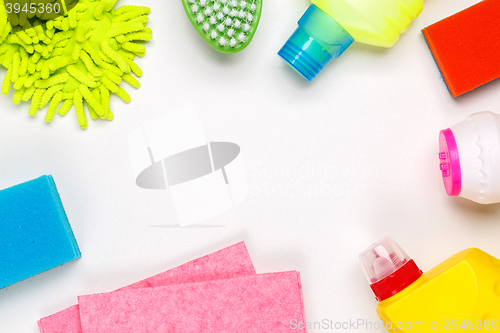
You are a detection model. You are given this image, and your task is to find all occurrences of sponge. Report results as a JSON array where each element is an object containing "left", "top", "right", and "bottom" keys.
[
  {"left": 0, "top": 175, "right": 80, "bottom": 290},
  {"left": 422, "top": 0, "right": 500, "bottom": 97}
]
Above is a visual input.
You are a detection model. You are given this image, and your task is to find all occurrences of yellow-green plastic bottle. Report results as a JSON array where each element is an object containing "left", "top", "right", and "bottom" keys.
[{"left": 278, "top": 0, "right": 423, "bottom": 81}]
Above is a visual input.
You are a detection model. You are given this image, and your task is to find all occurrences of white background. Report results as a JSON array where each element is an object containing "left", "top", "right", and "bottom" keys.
[{"left": 1, "top": 0, "right": 500, "bottom": 332}]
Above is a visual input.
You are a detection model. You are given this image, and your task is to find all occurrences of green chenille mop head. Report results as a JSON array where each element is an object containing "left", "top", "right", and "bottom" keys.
[{"left": 0, "top": 0, "right": 152, "bottom": 129}]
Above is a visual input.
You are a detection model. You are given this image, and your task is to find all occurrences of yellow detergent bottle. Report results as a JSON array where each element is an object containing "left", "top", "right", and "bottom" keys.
[
  {"left": 359, "top": 237, "right": 500, "bottom": 332},
  {"left": 278, "top": 0, "right": 423, "bottom": 81}
]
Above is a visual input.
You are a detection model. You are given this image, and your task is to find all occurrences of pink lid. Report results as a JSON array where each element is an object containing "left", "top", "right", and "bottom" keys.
[{"left": 439, "top": 129, "right": 462, "bottom": 196}]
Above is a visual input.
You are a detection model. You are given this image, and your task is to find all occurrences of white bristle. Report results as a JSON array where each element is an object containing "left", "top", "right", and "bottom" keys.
[{"left": 191, "top": 0, "right": 258, "bottom": 49}]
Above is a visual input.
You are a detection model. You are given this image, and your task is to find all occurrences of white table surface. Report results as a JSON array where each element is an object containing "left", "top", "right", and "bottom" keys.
[{"left": 1, "top": 0, "right": 500, "bottom": 332}]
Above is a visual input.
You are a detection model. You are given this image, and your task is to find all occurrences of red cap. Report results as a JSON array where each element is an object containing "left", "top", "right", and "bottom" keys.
[{"left": 360, "top": 237, "right": 423, "bottom": 302}]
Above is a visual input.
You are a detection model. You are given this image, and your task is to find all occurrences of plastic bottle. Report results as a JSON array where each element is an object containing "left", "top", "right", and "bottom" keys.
[
  {"left": 360, "top": 237, "right": 500, "bottom": 333},
  {"left": 439, "top": 111, "right": 500, "bottom": 204},
  {"left": 278, "top": 0, "right": 423, "bottom": 81}
]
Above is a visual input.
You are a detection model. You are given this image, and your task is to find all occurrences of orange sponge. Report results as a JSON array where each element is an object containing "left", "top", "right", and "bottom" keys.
[{"left": 422, "top": 0, "right": 500, "bottom": 97}]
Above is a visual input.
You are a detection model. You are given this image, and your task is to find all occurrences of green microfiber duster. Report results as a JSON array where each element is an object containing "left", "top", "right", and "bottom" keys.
[{"left": 0, "top": 0, "right": 152, "bottom": 129}]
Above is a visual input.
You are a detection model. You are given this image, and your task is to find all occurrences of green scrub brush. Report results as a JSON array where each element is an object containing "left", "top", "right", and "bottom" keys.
[
  {"left": 182, "top": 0, "right": 262, "bottom": 54},
  {"left": 0, "top": 0, "right": 152, "bottom": 129}
]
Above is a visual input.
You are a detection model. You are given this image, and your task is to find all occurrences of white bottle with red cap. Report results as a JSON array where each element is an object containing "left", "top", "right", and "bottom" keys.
[{"left": 439, "top": 111, "right": 500, "bottom": 204}]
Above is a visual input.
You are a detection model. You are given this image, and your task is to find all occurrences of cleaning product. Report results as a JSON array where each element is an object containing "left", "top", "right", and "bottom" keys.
[
  {"left": 38, "top": 242, "right": 256, "bottom": 333},
  {"left": 78, "top": 272, "right": 306, "bottom": 333},
  {"left": 422, "top": 0, "right": 500, "bottom": 98},
  {"left": 439, "top": 111, "right": 500, "bottom": 204},
  {"left": 0, "top": 0, "right": 152, "bottom": 129},
  {"left": 182, "top": 0, "right": 262, "bottom": 54},
  {"left": 0, "top": 175, "right": 80, "bottom": 290},
  {"left": 278, "top": 0, "right": 423, "bottom": 81},
  {"left": 360, "top": 237, "right": 500, "bottom": 332}
]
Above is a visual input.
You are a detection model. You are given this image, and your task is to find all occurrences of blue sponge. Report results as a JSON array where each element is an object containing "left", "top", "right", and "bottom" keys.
[{"left": 0, "top": 175, "right": 81, "bottom": 290}]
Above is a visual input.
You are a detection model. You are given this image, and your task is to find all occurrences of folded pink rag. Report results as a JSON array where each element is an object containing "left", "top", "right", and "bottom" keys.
[
  {"left": 38, "top": 242, "right": 255, "bottom": 333},
  {"left": 78, "top": 271, "right": 306, "bottom": 333}
]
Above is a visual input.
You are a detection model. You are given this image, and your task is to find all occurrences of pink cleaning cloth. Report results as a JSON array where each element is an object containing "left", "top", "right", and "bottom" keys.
[
  {"left": 78, "top": 271, "right": 307, "bottom": 333},
  {"left": 38, "top": 242, "right": 256, "bottom": 333}
]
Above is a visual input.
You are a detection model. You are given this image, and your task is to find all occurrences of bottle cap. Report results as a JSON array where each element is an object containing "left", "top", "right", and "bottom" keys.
[
  {"left": 278, "top": 4, "right": 354, "bottom": 81},
  {"left": 359, "top": 237, "right": 422, "bottom": 301},
  {"left": 439, "top": 112, "right": 500, "bottom": 204},
  {"left": 439, "top": 128, "right": 462, "bottom": 197}
]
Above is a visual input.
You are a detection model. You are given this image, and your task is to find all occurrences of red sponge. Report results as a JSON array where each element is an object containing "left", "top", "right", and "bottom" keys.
[{"left": 422, "top": 0, "right": 500, "bottom": 97}]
